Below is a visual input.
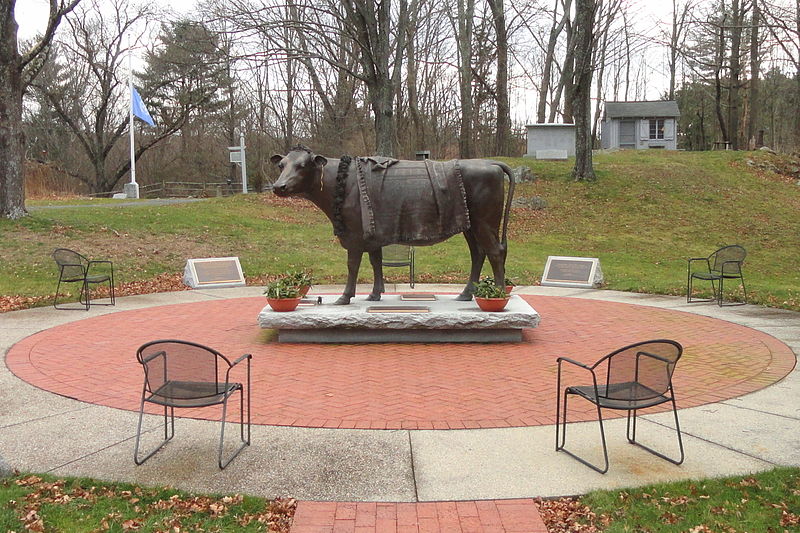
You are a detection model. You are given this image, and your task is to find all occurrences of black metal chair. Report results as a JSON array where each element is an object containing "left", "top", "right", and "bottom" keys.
[
  {"left": 52, "top": 248, "right": 115, "bottom": 310},
  {"left": 382, "top": 244, "right": 415, "bottom": 288},
  {"left": 687, "top": 245, "right": 747, "bottom": 306},
  {"left": 555, "top": 339, "right": 685, "bottom": 474},
  {"left": 134, "top": 340, "right": 251, "bottom": 469}
]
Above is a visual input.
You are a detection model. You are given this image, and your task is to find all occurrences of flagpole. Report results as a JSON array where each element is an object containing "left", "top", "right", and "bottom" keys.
[{"left": 126, "top": 35, "right": 139, "bottom": 199}]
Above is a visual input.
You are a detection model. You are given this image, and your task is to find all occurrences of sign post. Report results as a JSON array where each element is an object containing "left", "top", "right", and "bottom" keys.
[{"left": 227, "top": 126, "right": 248, "bottom": 193}]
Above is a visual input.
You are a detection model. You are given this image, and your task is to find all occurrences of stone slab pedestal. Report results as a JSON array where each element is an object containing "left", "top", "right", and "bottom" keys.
[{"left": 257, "top": 294, "right": 540, "bottom": 343}]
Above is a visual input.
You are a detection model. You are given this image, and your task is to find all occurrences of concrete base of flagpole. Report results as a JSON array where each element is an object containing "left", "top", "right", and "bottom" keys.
[{"left": 123, "top": 182, "right": 140, "bottom": 199}]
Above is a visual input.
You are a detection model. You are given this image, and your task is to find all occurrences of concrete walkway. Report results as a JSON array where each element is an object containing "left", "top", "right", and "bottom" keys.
[{"left": 1, "top": 285, "right": 798, "bottom": 531}]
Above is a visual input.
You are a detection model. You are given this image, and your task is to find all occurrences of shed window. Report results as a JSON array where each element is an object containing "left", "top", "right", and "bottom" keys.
[{"left": 649, "top": 119, "right": 665, "bottom": 140}]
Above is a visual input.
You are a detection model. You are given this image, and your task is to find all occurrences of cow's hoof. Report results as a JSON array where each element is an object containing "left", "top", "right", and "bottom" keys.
[
  {"left": 455, "top": 292, "right": 474, "bottom": 301},
  {"left": 366, "top": 293, "right": 382, "bottom": 301},
  {"left": 334, "top": 296, "right": 352, "bottom": 305}
]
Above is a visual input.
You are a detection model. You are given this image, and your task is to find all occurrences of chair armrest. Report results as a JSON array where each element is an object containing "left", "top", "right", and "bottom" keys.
[
  {"left": 720, "top": 260, "right": 743, "bottom": 273},
  {"left": 556, "top": 356, "right": 592, "bottom": 370},
  {"left": 636, "top": 350, "right": 671, "bottom": 364},
  {"left": 687, "top": 257, "right": 710, "bottom": 272},
  {"left": 87, "top": 260, "right": 113, "bottom": 272},
  {"left": 231, "top": 353, "right": 252, "bottom": 366},
  {"left": 141, "top": 350, "right": 167, "bottom": 364}
]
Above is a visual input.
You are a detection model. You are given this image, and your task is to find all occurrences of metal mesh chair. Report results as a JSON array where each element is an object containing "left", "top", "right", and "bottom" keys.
[
  {"left": 134, "top": 340, "right": 251, "bottom": 469},
  {"left": 555, "top": 339, "right": 684, "bottom": 474},
  {"left": 687, "top": 245, "right": 747, "bottom": 306},
  {"left": 52, "top": 248, "right": 115, "bottom": 310},
  {"left": 382, "top": 244, "right": 415, "bottom": 288}
]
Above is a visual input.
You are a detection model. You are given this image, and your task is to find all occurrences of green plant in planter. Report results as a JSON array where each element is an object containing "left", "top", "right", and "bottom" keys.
[
  {"left": 286, "top": 269, "right": 313, "bottom": 288},
  {"left": 480, "top": 275, "right": 515, "bottom": 287},
  {"left": 264, "top": 277, "right": 300, "bottom": 299},
  {"left": 473, "top": 278, "right": 508, "bottom": 299}
]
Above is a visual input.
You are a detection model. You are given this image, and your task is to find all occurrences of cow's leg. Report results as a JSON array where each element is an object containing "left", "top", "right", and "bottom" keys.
[
  {"left": 366, "top": 249, "right": 384, "bottom": 301},
  {"left": 335, "top": 249, "right": 362, "bottom": 305},
  {"left": 456, "top": 230, "right": 486, "bottom": 301},
  {"left": 475, "top": 224, "right": 506, "bottom": 290}
]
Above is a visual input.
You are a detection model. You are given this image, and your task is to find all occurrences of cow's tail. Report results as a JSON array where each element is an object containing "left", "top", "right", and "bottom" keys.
[{"left": 496, "top": 161, "right": 515, "bottom": 249}]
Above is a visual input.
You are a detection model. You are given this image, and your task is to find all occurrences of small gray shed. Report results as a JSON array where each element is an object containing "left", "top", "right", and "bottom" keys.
[
  {"left": 525, "top": 123, "right": 575, "bottom": 159},
  {"left": 601, "top": 101, "right": 680, "bottom": 150}
]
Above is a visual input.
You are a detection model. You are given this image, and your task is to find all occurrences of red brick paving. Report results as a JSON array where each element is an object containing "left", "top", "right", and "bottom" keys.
[
  {"left": 5, "top": 295, "right": 796, "bottom": 429},
  {"left": 289, "top": 500, "right": 548, "bottom": 533}
]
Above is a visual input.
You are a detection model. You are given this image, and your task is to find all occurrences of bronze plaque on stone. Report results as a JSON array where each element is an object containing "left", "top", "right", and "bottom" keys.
[
  {"left": 541, "top": 256, "right": 603, "bottom": 288},
  {"left": 183, "top": 257, "right": 246, "bottom": 289}
]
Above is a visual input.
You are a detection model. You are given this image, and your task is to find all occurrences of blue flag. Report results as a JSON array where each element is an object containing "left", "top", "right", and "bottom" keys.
[{"left": 131, "top": 86, "right": 155, "bottom": 126}]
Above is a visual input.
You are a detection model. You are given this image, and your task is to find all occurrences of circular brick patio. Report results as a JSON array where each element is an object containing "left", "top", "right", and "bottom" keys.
[{"left": 5, "top": 295, "right": 795, "bottom": 429}]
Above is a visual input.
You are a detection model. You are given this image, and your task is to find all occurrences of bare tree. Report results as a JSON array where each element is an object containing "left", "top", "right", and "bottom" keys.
[
  {"left": 572, "top": 0, "right": 597, "bottom": 181},
  {"left": 727, "top": 0, "right": 751, "bottom": 149},
  {"left": 761, "top": 0, "right": 800, "bottom": 146},
  {"left": 1, "top": 0, "right": 80, "bottom": 219},
  {"left": 747, "top": 0, "right": 761, "bottom": 147},
  {"left": 668, "top": 0, "right": 695, "bottom": 100},
  {"left": 454, "top": 0, "right": 476, "bottom": 158},
  {"left": 487, "top": 0, "right": 511, "bottom": 155},
  {"left": 536, "top": 0, "right": 571, "bottom": 123}
]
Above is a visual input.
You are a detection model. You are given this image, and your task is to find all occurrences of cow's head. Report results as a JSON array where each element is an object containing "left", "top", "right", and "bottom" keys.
[{"left": 270, "top": 145, "right": 327, "bottom": 197}]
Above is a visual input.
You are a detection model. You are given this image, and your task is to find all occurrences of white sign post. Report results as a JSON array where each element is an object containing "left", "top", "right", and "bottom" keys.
[{"left": 227, "top": 127, "right": 248, "bottom": 193}]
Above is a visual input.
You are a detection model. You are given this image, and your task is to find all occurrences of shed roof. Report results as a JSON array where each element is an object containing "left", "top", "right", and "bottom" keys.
[{"left": 604, "top": 101, "right": 680, "bottom": 118}]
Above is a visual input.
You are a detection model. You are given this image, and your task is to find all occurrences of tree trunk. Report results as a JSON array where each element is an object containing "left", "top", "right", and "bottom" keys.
[
  {"left": 747, "top": 0, "right": 760, "bottom": 148},
  {"left": 714, "top": 11, "right": 729, "bottom": 143},
  {"left": 456, "top": 0, "right": 476, "bottom": 158},
  {"left": 488, "top": 0, "right": 511, "bottom": 156},
  {"left": 370, "top": 80, "right": 396, "bottom": 156},
  {"left": 0, "top": 1, "right": 26, "bottom": 219},
  {"left": 572, "top": 0, "right": 596, "bottom": 181},
  {"left": 727, "top": 0, "right": 744, "bottom": 149}
]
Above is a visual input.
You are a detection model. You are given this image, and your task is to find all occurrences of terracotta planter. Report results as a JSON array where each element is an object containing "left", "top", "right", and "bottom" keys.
[
  {"left": 474, "top": 296, "right": 510, "bottom": 312},
  {"left": 267, "top": 297, "right": 302, "bottom": 312},
  {"left": 505, "top": 285, "right": 514, "bottom": 295},
  {"left": 299, "top": 285, "right": 311, "bottom": 297}
]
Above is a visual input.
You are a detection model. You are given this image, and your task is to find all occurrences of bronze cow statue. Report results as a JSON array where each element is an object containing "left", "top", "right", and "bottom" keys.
[{"left": 271, "top": 145, "right": 515, "bottom": 305}]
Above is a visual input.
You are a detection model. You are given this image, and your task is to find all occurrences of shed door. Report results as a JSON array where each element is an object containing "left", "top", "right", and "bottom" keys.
[{"left": 619, "top": 120, "right": 636, "bottom": 148}]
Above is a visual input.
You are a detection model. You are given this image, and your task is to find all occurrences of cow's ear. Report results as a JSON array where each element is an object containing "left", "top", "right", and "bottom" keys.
[
  {"left": 270, "top": 154, "right": 284, "bottom": 166},
  {"left": 314, "top": 155, "right": 328, "bottom": 167}
]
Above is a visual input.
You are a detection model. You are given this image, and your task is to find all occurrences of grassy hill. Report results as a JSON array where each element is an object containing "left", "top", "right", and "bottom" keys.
[{"left": 1, "top": 149, "right": 798, "bottom": 311}]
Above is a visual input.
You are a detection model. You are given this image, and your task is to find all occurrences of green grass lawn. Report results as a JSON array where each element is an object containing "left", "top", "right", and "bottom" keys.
[
  {"left": 2, "top": 150, "right": 798, "bottom": 310},
  {"left": 572, "top": 466, "right": 800, "bottom": 532},
  {"left": 1, "top": 474, "right": 294, "bottom": 532}
]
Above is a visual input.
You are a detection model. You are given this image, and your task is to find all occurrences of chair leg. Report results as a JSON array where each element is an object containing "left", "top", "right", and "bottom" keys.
[
  {"left": 53, "top": 278, "right": 63, "bottom": 309},
  {"left": 554, "top": 391, "right": 610, "bottom": 474},
  {"left": 719, "top": 276, "right": 747, "bottom": 306},
  {"left": 134, "top": 400, "right": 174, "bottom": 465},
  {"left": 218, "top": 386, "right": 250, "bottom": 469},
  {"left": 110, "top": 269, "right": 116, "bottom": 305},
  {"left": 54, "top": 279, "right": 91, "bottom": 311},
  {"left": 625, "top": 399, "right": 685, "bottom": 466},
  {"left": 79, "top": 279, "right": 90, "bottom": 310}
]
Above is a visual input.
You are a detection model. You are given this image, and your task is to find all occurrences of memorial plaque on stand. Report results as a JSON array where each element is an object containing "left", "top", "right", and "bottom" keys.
[
  {"left": 183, "top": 257, "right": 246, "bottom": 289},
  {"left": 541, "top": 256, "right": 603, "bottom": 288}
]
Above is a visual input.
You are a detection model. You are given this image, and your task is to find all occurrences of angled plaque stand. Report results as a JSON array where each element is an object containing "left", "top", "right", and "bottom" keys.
[
  {"left": 183, "top": 257, "right": 246, "bottom": 289},
  {"left": 541, "top": 256, "right": 603, "bottom": 288}
]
